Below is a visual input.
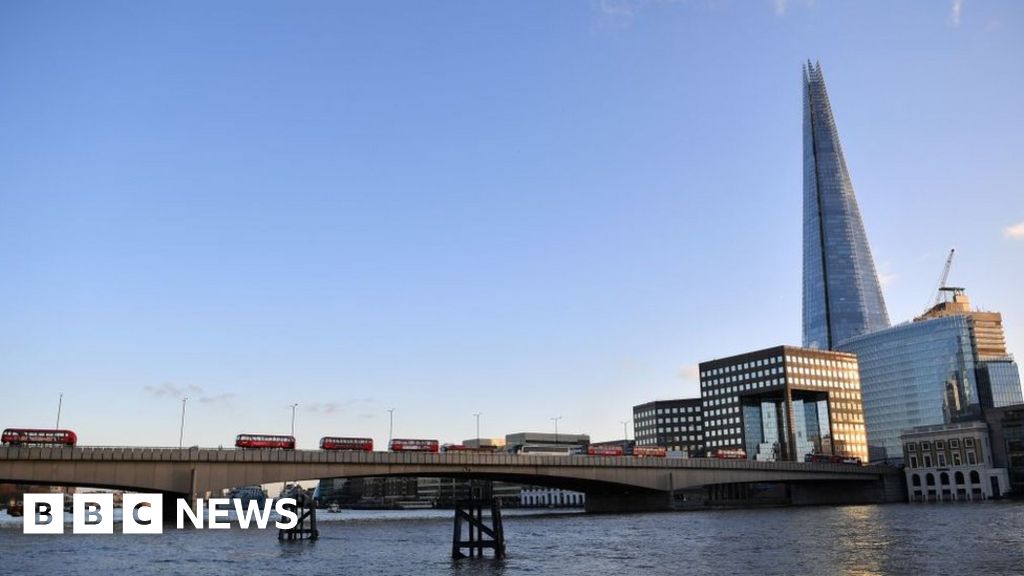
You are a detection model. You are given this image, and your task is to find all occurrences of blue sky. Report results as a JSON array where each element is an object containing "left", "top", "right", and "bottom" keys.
[{"left": 1, "top": 1, "right": 1021, "bottom": 450}]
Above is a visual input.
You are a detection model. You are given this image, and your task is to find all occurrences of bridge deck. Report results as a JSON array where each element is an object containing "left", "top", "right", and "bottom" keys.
[{"left": 0, "top": 446, "right": 881, "bottom": 477}]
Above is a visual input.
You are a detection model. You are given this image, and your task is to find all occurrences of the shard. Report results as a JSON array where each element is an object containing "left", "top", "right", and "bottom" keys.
[{"left": 802, "top": 62, "right": 890, "bottom": 349}]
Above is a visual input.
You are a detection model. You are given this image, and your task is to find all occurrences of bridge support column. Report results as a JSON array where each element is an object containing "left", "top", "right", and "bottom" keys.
[{"left": 584, "top": 492, "right": 672, "bottom": 514}]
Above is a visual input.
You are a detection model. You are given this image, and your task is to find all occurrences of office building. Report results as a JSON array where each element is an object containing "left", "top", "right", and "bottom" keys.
[
  {"left": 918, "top": 288, "right": 1023, "bottom": 409},
  {"left": 837, "top": 287, "right": 1022, "bottom": 461},
  {"left": 699, "top": 345, "right": 867, "bottom": 463},
  {"left": 837, "top": 315, "right": 980, "bottom": 462},
  {"left": 632, "top": 398, "right": 703, "bottom": 456},
  {"left": 802, "top": 61, "right": 890, "bottom": 350}
]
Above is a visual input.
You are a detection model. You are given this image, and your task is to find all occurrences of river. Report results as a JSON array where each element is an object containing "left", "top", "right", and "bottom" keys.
[{"left": 2, "top": 503, "right": 1022, "bottom": 576}]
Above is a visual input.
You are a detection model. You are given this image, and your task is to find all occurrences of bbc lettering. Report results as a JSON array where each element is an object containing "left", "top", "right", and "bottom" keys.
[{"left": 23, "top": 494, "right": 299, "bottom": 534}]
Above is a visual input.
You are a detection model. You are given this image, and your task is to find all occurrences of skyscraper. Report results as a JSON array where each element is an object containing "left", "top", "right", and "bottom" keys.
[{"left": 802, "top": 62, "right": 890, "bottom": 350}]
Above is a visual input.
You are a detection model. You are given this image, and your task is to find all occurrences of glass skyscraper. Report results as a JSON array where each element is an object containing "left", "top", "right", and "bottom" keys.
[
  {"left": 837, "top": 315, "right": 981, "bottom": 462},
  {"left": 802, "top": 62, "right": 890, "bottom": 350}
]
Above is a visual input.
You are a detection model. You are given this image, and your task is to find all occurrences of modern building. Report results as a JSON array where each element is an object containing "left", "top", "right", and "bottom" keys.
[
  {"left": 802, "top": 61, "right": 890, "bottom": 351},
  {"left": 836, "top": 287, "right": 1022, "bottom": 462},
  {"left": 837, "top": 315, "right": 981, "bottom": 462},
  {"left": 918, "top": 288, "right": 1024, "bottom": 409},
  {"left": 632, "top": 398, "right": 703, "bottom": 456},
  {"left": 901, "top": 421, "right": 1009, "bottom": 502},
  {"left": 699, "top": 345, "right": 867, "bottom": 463}
]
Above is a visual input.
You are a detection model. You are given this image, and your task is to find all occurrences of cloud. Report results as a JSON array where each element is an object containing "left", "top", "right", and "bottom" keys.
[
  {"left": 144, "top": 382, "right": 203, "bottom": 398},
  {"left": 1004, "top": 221, "right": 1024, "bottom": 239},
  {"left": 592, "top": 0, "right": 639, "bottom": 29},
  {"left": 774, "top": 0, "right": 787, "bottom": 15},
  {"left": 144, "top": 382, "right": 234, "bottom": 405},
  {"left": 197, "top": 393, "right": 235, "bottom": 406},
  {"left": 677, "top": 363, "right": 701, "bottom": 381},
  {"left": 301, "top": 397, "right": 376, "bottom": 415},
  {"left": 950, "top": 0, "right": 963, "bottom": 27}
]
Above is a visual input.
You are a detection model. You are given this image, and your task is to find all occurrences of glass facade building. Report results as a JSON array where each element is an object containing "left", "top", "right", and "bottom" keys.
[
  {"left": 837, "top": 315, "right": 980, "bottom": 462},
  {"left": 802, "top": 62, "right": 890, "bottom": 350},
  {"left": 978, "top": 361, "right": 1024, "bottom": 409}
]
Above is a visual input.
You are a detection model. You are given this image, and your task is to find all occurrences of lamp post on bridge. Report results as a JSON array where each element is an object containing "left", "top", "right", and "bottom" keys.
[
  {"left": 289, "top": 403, "right": 299, "bottom": 437},
  {"left": 473, "top": 412, "right": 481, "bottom": 446},
  {"left": 620, "top": 420, "right": 630, "bottom": 443},
  {"left": 387, "top": 408, "right": 395, "bottom": 447},
  {"left": 55, "top": 393, "right": 63, "bottom": 430},
  {"left": 179, "top": 397, "right": 188, "bottom": 449},
  {"left": 550, "top": 416, "right": 562, "bottom": 445}
]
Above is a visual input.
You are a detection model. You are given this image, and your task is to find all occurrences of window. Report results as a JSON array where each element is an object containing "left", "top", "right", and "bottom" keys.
[
  {"left": 964, "top": 437, "right": 975, "bottom": 448},
  {"left": 921, "top": 441, "right": 931, "bottom": 450},
  {"left": 909, "top": 455, "right": 918, "bottom": 468},
  {"left": 906, "top": 442, "right": 918, "bottom": 452},
  {"left": 967, "top": 451, "right": 977, "bottom": 466},
  {"left": 923, "top": 455, "right": 932, "bottom": 468},
  {"left": 952, "top": 452, "right": 961, "bottom": 466},
  {"left": 950, "top": 439, "right": 959, "bottom": 449},
  {"left": 937, "top": 454, "right": 946, "bottom": 467},
  {"left": 936, "top": 440, "right": 945, "bottom": 450}
]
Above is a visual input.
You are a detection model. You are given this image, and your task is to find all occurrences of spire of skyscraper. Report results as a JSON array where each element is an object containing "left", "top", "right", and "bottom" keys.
[{"left": 802, "top": 62, "right": 890, "bottom": 350}]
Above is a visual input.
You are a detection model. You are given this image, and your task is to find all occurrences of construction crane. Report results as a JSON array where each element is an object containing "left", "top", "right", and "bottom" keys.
[{"left": 930, "top": 248, "right": 956, "bottom": 308}]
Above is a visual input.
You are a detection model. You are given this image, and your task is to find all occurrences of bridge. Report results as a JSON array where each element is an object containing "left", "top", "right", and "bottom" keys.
[{"left": 0, "top": 446, "right": 904, "bottom": 512}]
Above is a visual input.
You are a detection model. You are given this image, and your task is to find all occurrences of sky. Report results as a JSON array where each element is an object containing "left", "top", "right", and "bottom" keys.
[{"left": 1, "top": 1, "right": 1022, "bottom": 451}]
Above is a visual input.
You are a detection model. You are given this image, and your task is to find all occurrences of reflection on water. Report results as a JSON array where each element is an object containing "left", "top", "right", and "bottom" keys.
[{"left": 3, "top": 503, "right": 1023, "bottom": 576}]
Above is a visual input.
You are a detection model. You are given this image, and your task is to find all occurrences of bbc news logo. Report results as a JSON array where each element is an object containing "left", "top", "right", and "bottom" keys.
[{"left": 23, "top": 494, "right": 299, "bottom": 534}]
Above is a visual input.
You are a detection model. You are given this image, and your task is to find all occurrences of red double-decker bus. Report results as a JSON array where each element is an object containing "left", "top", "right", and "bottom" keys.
[
  {"left": 389, "top": 438, "right": 439, "bottom": 452},
  {"left": 712, "top": 448, "right": 747, "bottom": 460},
  {"left": 320, "top": 437, "right": 373, "bottom": 451},
  {"left": 1, "top": 428, "right": 77, "bottom": 447},
  {"left": 235, "top": 434, "right": 295, "bottom": 450},
  {"left": 587, "top": 446, "right": 624, "bottom": 456},
  {"left": 633, "top": 446, "right": 667, "bottom": 458}
]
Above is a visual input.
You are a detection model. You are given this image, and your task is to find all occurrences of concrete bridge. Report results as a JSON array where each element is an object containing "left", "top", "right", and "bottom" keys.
[{"left": 0, "top": 447, "right": 904, "bottom": 512}]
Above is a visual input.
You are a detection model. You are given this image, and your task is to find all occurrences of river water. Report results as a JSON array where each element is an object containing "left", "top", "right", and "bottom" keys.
[{"left": 2, "top": 503, "right": 1022, "bottom": 576}]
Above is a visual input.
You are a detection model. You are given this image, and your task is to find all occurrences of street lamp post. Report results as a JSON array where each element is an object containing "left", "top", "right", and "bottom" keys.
[
  {"left": 289, "top": 403, "right": 299, "bottom": 437},
  {"left": 473, "top": 412, "right": 481, "bottom": 446},
  {"left": 550, "top": 416, "right": 562, "bottom": 445},
  {"left": 620, "top": 420, "right": 630, "bottom": 442},
  {"left": 55, "top": 393, "right": 63, "bottom": 430},
  {"left": 387, "top": 408, "right": 395, "bottom": 447},
  {"left": 179, "top": 397, "right": 188, "bottom": 449}
]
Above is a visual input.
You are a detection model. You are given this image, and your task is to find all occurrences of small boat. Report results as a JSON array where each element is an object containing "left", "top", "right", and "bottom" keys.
[{"left": 327, "top": 503, "right": 341, "bottom": 513}]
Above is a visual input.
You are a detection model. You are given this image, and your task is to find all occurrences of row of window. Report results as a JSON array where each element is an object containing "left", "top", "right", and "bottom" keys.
[
  {"left": 704, "top": 367, "right": 783, "bottom": 387},
  {"left": 702, "top": 356, "right": 782, "bottom": 379},
  {"left": 909, "top": 470, "right": 982, "bottom": 486},
  {"left": 906, "top": 438, "right": 975, "bottom": 452},
  {"left": 789, "top": 377, "right": 859, "bottom": 390},
  {"left": 634, "top": 405, "right": 700, "bottom": 418},
  {"left": 788, "top": 366, "right": 858, "bottom": 380},
  {"left": 907, "top": 450, "right": 978, "bottom": 468},
  {"left": 785, "top": 355, "right": 857, "bottom": 370}
]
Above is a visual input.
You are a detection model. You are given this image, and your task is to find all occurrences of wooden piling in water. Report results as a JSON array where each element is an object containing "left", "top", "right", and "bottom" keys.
[{"left": 451, "top": 499, "right": 505, "bottom": 559}]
